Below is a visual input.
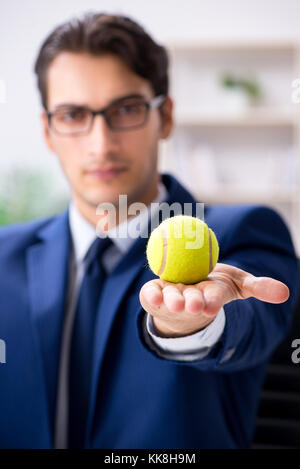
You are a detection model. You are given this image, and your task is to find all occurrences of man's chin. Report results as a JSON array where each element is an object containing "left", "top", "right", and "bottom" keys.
[{"left": 83, "top": 190, "right": 120, "bottom": 209}]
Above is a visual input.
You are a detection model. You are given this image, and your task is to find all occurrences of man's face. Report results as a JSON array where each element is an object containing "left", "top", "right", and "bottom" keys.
[{"left": 41, "top": 52, "right": 173, "bottom": 224}]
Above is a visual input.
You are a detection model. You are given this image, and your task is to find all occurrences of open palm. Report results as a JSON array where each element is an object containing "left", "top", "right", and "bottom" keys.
[{"left": 139, "top": 262, "right": 290, "bottom": 337}]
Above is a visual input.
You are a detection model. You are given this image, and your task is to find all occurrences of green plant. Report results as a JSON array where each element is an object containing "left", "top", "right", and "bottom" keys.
[
  {"left": 220, "top": 72, "right": 262, "bottom": 101},
  {"left": 0, "top": 166, "right": 69, "bottom": 225}
]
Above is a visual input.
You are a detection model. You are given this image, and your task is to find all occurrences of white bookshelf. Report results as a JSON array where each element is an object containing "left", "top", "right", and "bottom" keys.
[{"left": 159, "top": 40, "right": 300, "bottom": 255}]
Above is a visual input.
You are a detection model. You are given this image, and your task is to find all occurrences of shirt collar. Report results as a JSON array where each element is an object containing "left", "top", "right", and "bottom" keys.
[{"left": 69, "top": 180, "right": 168, "bottom": 264}]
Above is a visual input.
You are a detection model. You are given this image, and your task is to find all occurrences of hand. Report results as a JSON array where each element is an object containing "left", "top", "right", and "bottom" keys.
[{"left": 139, "top": 262, "right": 290, "bottom": 338}]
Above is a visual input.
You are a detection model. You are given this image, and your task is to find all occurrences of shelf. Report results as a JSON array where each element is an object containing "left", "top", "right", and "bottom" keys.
[
  {"left": 166, "top": 40, "right": 298, "bottom": 52},
  {"left": 190, "top": 187, "right": 297, "bottom": 204},
  {"left": 174, "top": 109, "right": 297, "bottom": 127}
]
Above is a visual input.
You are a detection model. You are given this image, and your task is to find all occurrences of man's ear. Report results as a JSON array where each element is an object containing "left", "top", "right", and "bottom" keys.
[
  {"left": 159, "top": 96, "right": 174, "bottom": 139},
  {"left": 41, "top": 110, "right": 56, "bottom": 153}
]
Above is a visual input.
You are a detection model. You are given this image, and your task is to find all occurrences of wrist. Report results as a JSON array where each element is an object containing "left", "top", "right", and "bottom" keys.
[{"left": 152, "top": 316, "right": 215, "bottom": 338}]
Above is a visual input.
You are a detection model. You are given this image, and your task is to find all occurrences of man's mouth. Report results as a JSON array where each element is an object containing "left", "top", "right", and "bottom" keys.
[{"left": 86, "top": 167, "right": 127, "bottom": 180}]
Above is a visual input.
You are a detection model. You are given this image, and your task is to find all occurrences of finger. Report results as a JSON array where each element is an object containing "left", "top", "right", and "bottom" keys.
[
  {"left": 162, "top": 285, "right": 185, "bottom": 313},
  {"left": 200, "top": 282, "right": 227, "bottom": 317},
  {"left": 182, "top": 288, "right": 205, "bottom": 314},
  {"left": 203, "top": 292, "right": 224, "bottom": 316},
  {"left": 242, "top": 276, "right": 290, "bottom": 304},
  {"left": 140, "top": 281, "right": 164, "bottom": 307}
]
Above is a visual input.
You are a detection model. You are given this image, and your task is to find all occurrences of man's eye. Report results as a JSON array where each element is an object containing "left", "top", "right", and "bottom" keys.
[
  {"left": 116, "top": 103, "right": 144, "bottom": 115},
  {"left": 57, "top": 109, "right": 88, "bottom": 122}
]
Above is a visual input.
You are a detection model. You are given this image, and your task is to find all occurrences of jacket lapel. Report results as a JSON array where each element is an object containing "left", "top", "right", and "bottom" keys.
[{"left": 26, "top": 207, "right": 71, "bottom": 441}]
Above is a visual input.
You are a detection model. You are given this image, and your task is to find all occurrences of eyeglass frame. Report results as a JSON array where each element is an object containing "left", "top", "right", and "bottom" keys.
[{"left": 45, "top": 94, "right": 166, "bottom": 136}]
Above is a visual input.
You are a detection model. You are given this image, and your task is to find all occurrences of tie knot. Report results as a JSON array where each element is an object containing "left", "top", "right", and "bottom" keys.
[{"left": 84, "top": 236, "right": 113, "bottom": 272}]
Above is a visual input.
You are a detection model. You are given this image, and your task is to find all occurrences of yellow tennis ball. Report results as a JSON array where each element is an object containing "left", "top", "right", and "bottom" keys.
[{"left": 146, "top": 215, "right": 219, "bottom": 284}]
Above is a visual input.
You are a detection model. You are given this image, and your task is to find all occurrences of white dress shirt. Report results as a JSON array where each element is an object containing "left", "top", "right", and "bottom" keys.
[{"left": 54, "top": 180, "right": 225, "bottom": 448}]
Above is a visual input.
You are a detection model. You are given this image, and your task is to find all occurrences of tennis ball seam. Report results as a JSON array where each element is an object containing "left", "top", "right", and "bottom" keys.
[
  {"left": 208, "top": 228, "right": 212, "bottom": 273},
  {"left": 157, "top": 225, "right": 168, "bottom": 276}
]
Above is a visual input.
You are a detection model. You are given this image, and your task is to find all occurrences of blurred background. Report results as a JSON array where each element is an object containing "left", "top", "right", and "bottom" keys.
[
  {"left": 1, "top": 0, "right": 300, "bottom": 251},
  {"left": 1, "top": 0, "right": 300, "bottom": 449}
]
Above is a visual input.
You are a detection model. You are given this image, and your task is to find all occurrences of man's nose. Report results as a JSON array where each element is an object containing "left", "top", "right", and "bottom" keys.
[{"left": 88, "top": 114, "right": 118, "bottom": 150}]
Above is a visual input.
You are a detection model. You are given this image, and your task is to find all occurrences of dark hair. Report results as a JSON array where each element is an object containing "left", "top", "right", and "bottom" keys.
[{"left": 34, "top": 11, "right": 169, "bottom": 109}]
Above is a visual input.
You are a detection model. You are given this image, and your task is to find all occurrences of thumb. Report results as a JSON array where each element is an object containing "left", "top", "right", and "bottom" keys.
[{"left": 242, "top": 276, "right": 290, "bottom": 304}]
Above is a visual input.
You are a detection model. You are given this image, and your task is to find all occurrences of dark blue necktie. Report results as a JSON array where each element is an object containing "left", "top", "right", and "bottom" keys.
[{"left": 68, "top": 235, "right": 112, "bottom": 448}]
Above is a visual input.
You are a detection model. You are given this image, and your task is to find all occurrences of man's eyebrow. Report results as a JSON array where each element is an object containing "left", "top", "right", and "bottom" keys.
[
  {"left": 109, "top": 93, "right": 146, "bottom": 106},
  {"left": 52, "top": 103, "right": 85, "bottom": 111},
  {"left": 52, "top": 93, "right": 147, "bottom": 112}
]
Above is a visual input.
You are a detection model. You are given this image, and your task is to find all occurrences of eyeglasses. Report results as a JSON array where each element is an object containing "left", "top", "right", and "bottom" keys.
[{"left": 46, "top": 94, "right": 166, "bottom": 136}]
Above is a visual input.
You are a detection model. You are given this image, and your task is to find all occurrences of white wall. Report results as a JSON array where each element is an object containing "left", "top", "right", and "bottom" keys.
[{"left": 1, "top": 0, "right": 300, "bottom": 195}]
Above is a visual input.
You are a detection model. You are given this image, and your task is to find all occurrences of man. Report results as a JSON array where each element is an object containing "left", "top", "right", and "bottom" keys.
[{"left": 0, "top": 12, "right": 298, "bottom": 449}]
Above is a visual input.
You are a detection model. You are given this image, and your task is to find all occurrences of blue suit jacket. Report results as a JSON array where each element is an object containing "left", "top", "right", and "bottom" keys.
[{"left": 0, "top": 173, "right": 299, "bottom": 449}]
